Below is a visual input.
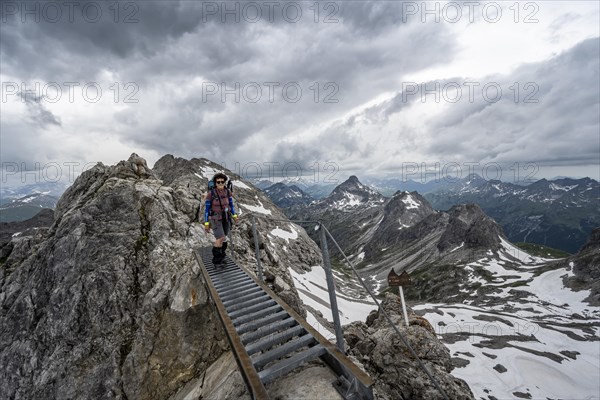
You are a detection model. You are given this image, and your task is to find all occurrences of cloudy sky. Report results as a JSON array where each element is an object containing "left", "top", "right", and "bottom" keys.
[{"left": 1, "top": 0, "right": 599, "bottom": 185}]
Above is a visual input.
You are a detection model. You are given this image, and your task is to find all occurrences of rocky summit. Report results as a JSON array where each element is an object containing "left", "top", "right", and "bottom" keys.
[
  {"left": 345, "top": 293, "right": 474, "bottom": 400},
  {"left": 0, "top": 154, "right": 473, "bottom": 399}
]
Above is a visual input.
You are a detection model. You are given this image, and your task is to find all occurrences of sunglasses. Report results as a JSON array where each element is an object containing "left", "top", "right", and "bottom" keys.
[{"left": 216, "top": 180, "right": 225, "bottom": 184}]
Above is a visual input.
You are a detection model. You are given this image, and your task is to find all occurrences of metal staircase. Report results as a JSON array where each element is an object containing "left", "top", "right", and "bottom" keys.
[{"left": 194, "top": 247, "right": 374, "bottom": 400}]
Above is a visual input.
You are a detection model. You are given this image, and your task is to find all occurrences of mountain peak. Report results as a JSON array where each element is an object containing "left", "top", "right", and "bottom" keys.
[
  {"left": 263, "top": 182, "right": 313, "bottom": 208},
  {"left": 323, "top": 175, "right": 385, "bottom": 209}
]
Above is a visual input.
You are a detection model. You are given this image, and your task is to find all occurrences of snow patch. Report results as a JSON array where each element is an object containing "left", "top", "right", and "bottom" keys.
[
  {"left": 450, "top": 242, "right": 464, "bottom": 252},
  {"left": 239, "top": 198, "right": 272, "bottom": 215},
  {"left": 289, "top": 266, "right": 377, "bottom": 325},
  {"left": 233, "top": 180, "right": 251, "bottom": 190},
  {"left": 500, "top": 237, "right": 538, "bottom": 264},
  {"left": 414, "top": 301, "right": 600, "bottom": 400},
  {"left": 402, "top": 194, "right": 420, "bottom": 209},
  {"left": 270, "top": 225, "right": 298, "bottom": 243},
  {"left": 550, "top": 183, "right": 579, "bottom": 191}
]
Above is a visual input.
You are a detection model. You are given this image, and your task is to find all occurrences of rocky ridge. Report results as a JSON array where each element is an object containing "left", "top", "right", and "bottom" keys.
[
  {"left": 564, "top": 227, "right": 600, "bottom": 305},
  {"left": 0, "top": 154, "right": 475, "bottom": 399},
  {"left": 263, "top": 182, "right": 313, "bottom": 208},
  {"left": 288, "top": 176, "right": 506, "bottom": 297}
]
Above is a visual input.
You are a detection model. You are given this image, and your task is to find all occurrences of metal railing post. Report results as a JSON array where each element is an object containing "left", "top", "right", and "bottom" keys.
[
  {"left": 318, "top": 223, "right": 345, "bottom": 353},
  {"left": 251, "top": 215, "right": 264, "bottom": 282}
]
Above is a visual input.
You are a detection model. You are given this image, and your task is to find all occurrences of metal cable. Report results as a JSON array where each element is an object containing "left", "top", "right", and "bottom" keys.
[
  {"left": 243, "top": 212, "right": 450, "bottom": 399},
  {"left": 320, "top": 225, "right": 450, "bottom": 400}
]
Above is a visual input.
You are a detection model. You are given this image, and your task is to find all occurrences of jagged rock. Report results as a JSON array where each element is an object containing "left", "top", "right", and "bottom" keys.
[
  {"left": 345, "top": 293, "right": 475, "bottom": 400},
  {"left": 363, "top": 191, "right": 436, "bottom": 259},
  {"left": 493, "top": 364, "right": 507, "bottom": 373},
  {"left": 563, "top": 227, "right": 600, "bottom": 305},
  {"left": 0, "top": 208, "right": 54, "bottom": 249},
  {"left": 437, "top": 204, "right": 503, "bottom": 253},
  {"left": 0, "top": 156, "right": 230, "bottom": 400},
  {"left": 274, "top": 275, "right": 291, "bottom": 292},
  {"left": 2, "top": 228, "right": 50, "bottom": 268}
]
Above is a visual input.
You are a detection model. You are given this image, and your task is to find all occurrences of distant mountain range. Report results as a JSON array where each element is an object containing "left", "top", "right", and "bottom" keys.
[
  {"left": 0, "top": 193, "right": 59, "bottom": 223},
  {"left": 0, "top": 180, "right": 70, "bottom": 200},
  {"left": 262, "top": 174, "right": 599, "bottom": 254},
  {"left": 262, "top": 183, "right": 313, "bottom": 208},
  {"left": 252, "top": 177, "right": 336, "bottom": 200},
  {"left": 424, "top": 175, "right": 599, "bottom": 254}
]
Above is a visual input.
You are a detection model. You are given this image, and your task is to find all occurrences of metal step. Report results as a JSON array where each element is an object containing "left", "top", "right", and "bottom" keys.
[
  {"left": 215, "top": 277, "right": 255, "bottom": 292},
  {"left": 258, "top": 344, "right": 327, "bottom": 385},
  {"left": 229, "top": 299, "right": 278, "bottom": 320},
  {"left": 207, "top": 264, "right": 237, "bottom": 273},
  {"left": 246, "top": 325, "right": 306, "bottom": 356},
  {"left": 213, "top": 270, "right": 249, "bottom": 282},
  {"left": 208, "top": 268, "right": 239, "bottom": 278},
  {"left": 220, "top": 285, "right": 261, "bottom": 301},
  {"left": 214, "top": 269, "right": 248, "bottom": 287},
  {"left": 236, "top": 310, "right": 290, "bottom": 335},
  {"left": 225, "top": 293, "right": 271, "bottom": 313},
  {"left": 214, "top": 275, "right": 252, "bottom": 289},
  {"left": 233, "top": 304, "right": 283, "bottom": 326},
  {"left": 240, "top": 317, "right": 298, "bottom": 345},
  {"left": 215, "top": 275, "right": 248, "bottom": 292},
  {"left": 223, "top": 291, "right": 269, "bottom": 309},
  {"left": 251, "top": 333, "right": 317, "bottom": 370}
]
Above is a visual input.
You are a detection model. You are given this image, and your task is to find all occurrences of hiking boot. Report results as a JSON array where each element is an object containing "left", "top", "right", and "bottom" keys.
[
  {"left": 221, "top": 242, "right": 228, "bottom": 264},
  {"left": 212, "top": 246, "right": 223, "bottom": 267}
]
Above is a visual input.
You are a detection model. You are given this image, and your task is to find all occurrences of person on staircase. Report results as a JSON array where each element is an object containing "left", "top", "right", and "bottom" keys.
[{"left": 204, "top": 173, "right": 237, "bottom": 266}]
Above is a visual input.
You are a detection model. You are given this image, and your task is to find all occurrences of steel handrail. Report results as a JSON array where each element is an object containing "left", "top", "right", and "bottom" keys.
[{"left": 243, "top": 212, "right": 450, "bottom": 400}]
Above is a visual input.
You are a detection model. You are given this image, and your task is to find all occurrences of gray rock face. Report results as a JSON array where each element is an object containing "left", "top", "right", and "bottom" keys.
[
  {"left": 365, "top": 191, "right": 435, "bottom": 257},
  {"left": 345, "top": 293, "right": 475, "bottom": 400},
  {"left": 564, "top": 227, "right": 600, "bottom": 305},
  {"left": 1, "top": 155, "right": 227, "bottom": 399},
  {"left": 437, "top": 204, "right": 503, "bottom": 253}
]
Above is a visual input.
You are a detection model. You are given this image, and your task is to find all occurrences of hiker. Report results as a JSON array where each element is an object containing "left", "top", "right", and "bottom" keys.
[{"left": 204, "top": 173, "right": 238, "bottom": 266}]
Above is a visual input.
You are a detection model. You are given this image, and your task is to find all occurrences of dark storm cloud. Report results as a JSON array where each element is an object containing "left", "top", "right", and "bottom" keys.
[
  {"left": 425, "top": 37, "right": 600, "bottom": 166},
  {"left": 113, "top": 12, "right": 457, "bottom": 161},
  {"left": 0, "top": 1, "right": 214, "bottom": 81},
  {"left": 0, "top": 1, "right": 412, "bottom": 82},
  {"left": 18, "top": 92, "right": 62, "bottom": 128},
  {"left": 1, "top": 0, "right": 459, "bottom": 169}
]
